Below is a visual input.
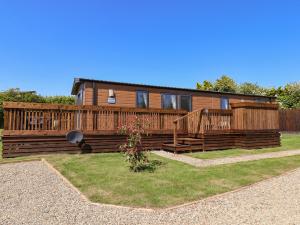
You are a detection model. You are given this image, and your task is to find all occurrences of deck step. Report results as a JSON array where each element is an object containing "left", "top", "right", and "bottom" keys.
[
  {"left": 177, "top": 137, "right": 203, "bottom": 145},
  {"left": 162, "top": 143, "right": 191, "bottom": 152},
  {"left": 190, "top": 145, "right": 204, "bottom": 151}
]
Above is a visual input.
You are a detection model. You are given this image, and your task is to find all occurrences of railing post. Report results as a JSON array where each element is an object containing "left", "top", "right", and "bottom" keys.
[
  {"left": 87, "top": 110, "right": 93, "bottom": 131},
  {"left": 3, "top": 109, "right": 9, "bottom": 130},
  {"left": 173, "top": 121, "right": 178, "bottom": 146}
]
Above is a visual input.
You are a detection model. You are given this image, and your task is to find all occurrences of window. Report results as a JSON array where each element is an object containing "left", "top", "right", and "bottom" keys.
[
  {"left": 220, "top": 97, "right": 229, "bottom": 109},
  {"left": 76, "top": 90, "right": 83, "bottom": 105},
  {"left": 179, "top": 95, "right": 192, "bottom": 111},
  {"left": 136, "top": 91, "right": 149, "bottom": 108},
  {"left": 161, "top": 94, "right": 177, "bottom": 109}
]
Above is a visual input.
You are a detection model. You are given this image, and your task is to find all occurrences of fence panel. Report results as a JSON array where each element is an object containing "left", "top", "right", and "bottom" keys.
[
  {"left": 231, "top": 102, "right": 279, "bottom": 130},
  {"left": 279, "top": 109, "right": 300, "bottom": 132}
]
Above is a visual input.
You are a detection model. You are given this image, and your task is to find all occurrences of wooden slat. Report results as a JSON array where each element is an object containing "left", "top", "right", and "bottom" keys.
[
  {"left": 3, "top": 101, "right": 186, "bottom": 135},
  {"left": 279, "top": 109, "right": 300, "bottom": 132},
  {"left": 2, "top": 134, "right": 176, "bottom": 158}
]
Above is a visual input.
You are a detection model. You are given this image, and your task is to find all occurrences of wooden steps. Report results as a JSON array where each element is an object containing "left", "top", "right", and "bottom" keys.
[
  {"left": 162, "top": 143, "right": 191, "bottom": 152},
  {"left": 162, "top": 137, "right": 204, "bottom": 153},
  {"left": 177, "top": 137, "right": 203, "bottom": 145},
  {"left": 162, "top": 131, "right": 281, "bottom": 153}
]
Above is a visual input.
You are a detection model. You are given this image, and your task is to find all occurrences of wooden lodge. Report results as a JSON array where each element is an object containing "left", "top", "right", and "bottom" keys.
[{"left": 2, "top": 78, "right": 280, "bottom": 157}]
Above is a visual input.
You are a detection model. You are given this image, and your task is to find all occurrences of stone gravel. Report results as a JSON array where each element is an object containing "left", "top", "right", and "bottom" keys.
[
  {"left": 153, "top": 149, "right": 300, "bottom": 167},
  {"left": 1, "top": 160, "right": 300, "bottom": 225}
]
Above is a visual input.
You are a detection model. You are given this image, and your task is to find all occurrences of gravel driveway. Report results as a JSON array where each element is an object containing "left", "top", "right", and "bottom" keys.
[{"left": 1, "top": 160, "right": 300, "bottom": 225}]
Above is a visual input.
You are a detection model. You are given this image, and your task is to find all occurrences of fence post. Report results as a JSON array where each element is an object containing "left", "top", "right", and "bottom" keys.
[{"left": 86, "top": 110, "right": 93, "bottom": 131}]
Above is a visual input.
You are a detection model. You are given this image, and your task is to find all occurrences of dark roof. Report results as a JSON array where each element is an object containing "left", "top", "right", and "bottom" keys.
[{"left": 71, "top": 77, "right": 276, "bottom": 99}]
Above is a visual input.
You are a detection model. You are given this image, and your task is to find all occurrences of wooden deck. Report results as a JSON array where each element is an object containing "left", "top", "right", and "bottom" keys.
[
  {"left": 165, "top": 102, "right": 280, "bottom": 153},
  {"left": 163, "top": 131, "right": 280, "bottom": 153},
  {"left": 2, "top": 101, "right": 281, "bottom": 157}
]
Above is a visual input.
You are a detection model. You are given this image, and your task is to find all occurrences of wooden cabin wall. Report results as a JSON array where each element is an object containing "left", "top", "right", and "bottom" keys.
[
  {"left": 84, "top": 82, "right": 94, "bottom": 105},
  {"left": 81, "top": 81, "right": 274, "bottom": 110}
]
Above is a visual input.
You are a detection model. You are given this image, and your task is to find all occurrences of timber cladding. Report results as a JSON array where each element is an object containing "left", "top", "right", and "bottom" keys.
[
  {"left": 1, "top": 134, "right": 177, "bottom": 158},
  {"left": 230, "top": 102, "right": 280, "bottom": 130},
  {"left": 199, "top": 130, "right": 281, "bottom": 151},
  {"left": 2, "top": 131, "right": 280, "bottom": 157},
  {"left": 279, "top": 109, "right": 300, "bottom": 132},
  {"left": 80, "top": 80, "right": 274, "bottom": 110}
]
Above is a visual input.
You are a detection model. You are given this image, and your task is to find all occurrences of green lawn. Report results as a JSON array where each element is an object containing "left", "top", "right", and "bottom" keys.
[
  {"left": 47, "top": 152, "right": 300, "bottom": 208},
  {"left": 186, "top": 133, "right": 300, "bottom": 160},
  {"left": 2, "top": 130, "right": 300, "bottom": 208}
]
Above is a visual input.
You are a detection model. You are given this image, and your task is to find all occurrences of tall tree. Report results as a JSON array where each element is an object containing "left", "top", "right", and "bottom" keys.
[
  {"left": 196, "top": 75, "right": 299, "bottom": 109},
  {"left": 239, "top": 82, "right": 264, "bottom": 95},
  {"left": 277, "top": 82, "right": 300, "bottom": 108},
  {"left": 196, "top": 80, "right": 214, "bottom": 91},
  {"left": 214, "top": 75, "right": 238, "bottom": 93}
]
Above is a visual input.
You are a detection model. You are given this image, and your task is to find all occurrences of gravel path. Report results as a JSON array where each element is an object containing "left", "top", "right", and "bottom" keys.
[
  {"left": 153, "top": 149, "right": 300, "bottom": 167},
  {"left": 1, "top": 160, "right": 300, "bottom": 225}
]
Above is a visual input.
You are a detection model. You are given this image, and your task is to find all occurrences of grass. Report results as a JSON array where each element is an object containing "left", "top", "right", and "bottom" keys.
[
  {"left": 1, "top": 130, "right": 300, "bottom": 208},
  {"left": 47, "top": 152, "right": 300, "bottom": 208},
  {"left": 186, "top": 133, "right": 300, "bottom": 160}
]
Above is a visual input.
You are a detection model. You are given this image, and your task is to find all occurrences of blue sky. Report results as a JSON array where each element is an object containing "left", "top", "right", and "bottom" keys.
[{"left": 0, "top": 0, "right": 299, "bottom": 96}]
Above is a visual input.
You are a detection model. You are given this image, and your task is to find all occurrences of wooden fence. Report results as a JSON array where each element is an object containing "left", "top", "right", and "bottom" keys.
[
  {"left": 279, "top": 109, "right": 300, "bottom": 132},
  {"left": 3, "top": 102, "right": 187, "bottom": 135},
  {"left": 230, "top": 102, "right": 280, "bottom": 130}
]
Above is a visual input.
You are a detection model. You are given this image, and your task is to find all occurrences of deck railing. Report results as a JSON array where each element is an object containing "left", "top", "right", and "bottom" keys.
[
  {"left": 200, "top": 109, "right": 233, "bottom": 132},
  {"left": 173, "top": 108, "right": 232, "bottom": 145},
  {"left": 3, "top": 102, "right": 187, "bottom": 135},
  {"left": 172, "top": 102, "right": 279, "bottom": 145}
]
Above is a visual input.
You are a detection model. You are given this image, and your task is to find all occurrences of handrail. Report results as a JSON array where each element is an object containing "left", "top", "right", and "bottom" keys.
[
  {"left": 173, "top": 108, "right": 204, "bottom": 123},
  {"left": 173, "top": 108, "right": 206, "bottom": 145},
  {"left": 173, "top": 108, "right": 233, "bottom": 145},
  {"left": 3, "top": 101, "right": 187, "bottom": 114}
]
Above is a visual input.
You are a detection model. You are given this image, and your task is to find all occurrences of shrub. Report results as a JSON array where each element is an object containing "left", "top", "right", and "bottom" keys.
[{"left": 118, "top": 116, "right": 151, "bottom": 172}]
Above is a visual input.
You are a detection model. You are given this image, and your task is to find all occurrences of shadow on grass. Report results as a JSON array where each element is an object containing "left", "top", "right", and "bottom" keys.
[{"left": 131, "top": 159, "right": 165, "bottom": 173}]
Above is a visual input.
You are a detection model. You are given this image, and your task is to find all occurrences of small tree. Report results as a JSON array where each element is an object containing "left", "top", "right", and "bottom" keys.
[{"left": 118, "top": 116, "right": 150, "bottom": 172}]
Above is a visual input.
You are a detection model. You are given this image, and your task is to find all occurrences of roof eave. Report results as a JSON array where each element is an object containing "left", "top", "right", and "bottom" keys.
[
  {"left": 73, "top": 77, "right": 276, "bottom": 99},
  {"left": 71, "top": 78, "right": 82, "bottom": 95}
]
